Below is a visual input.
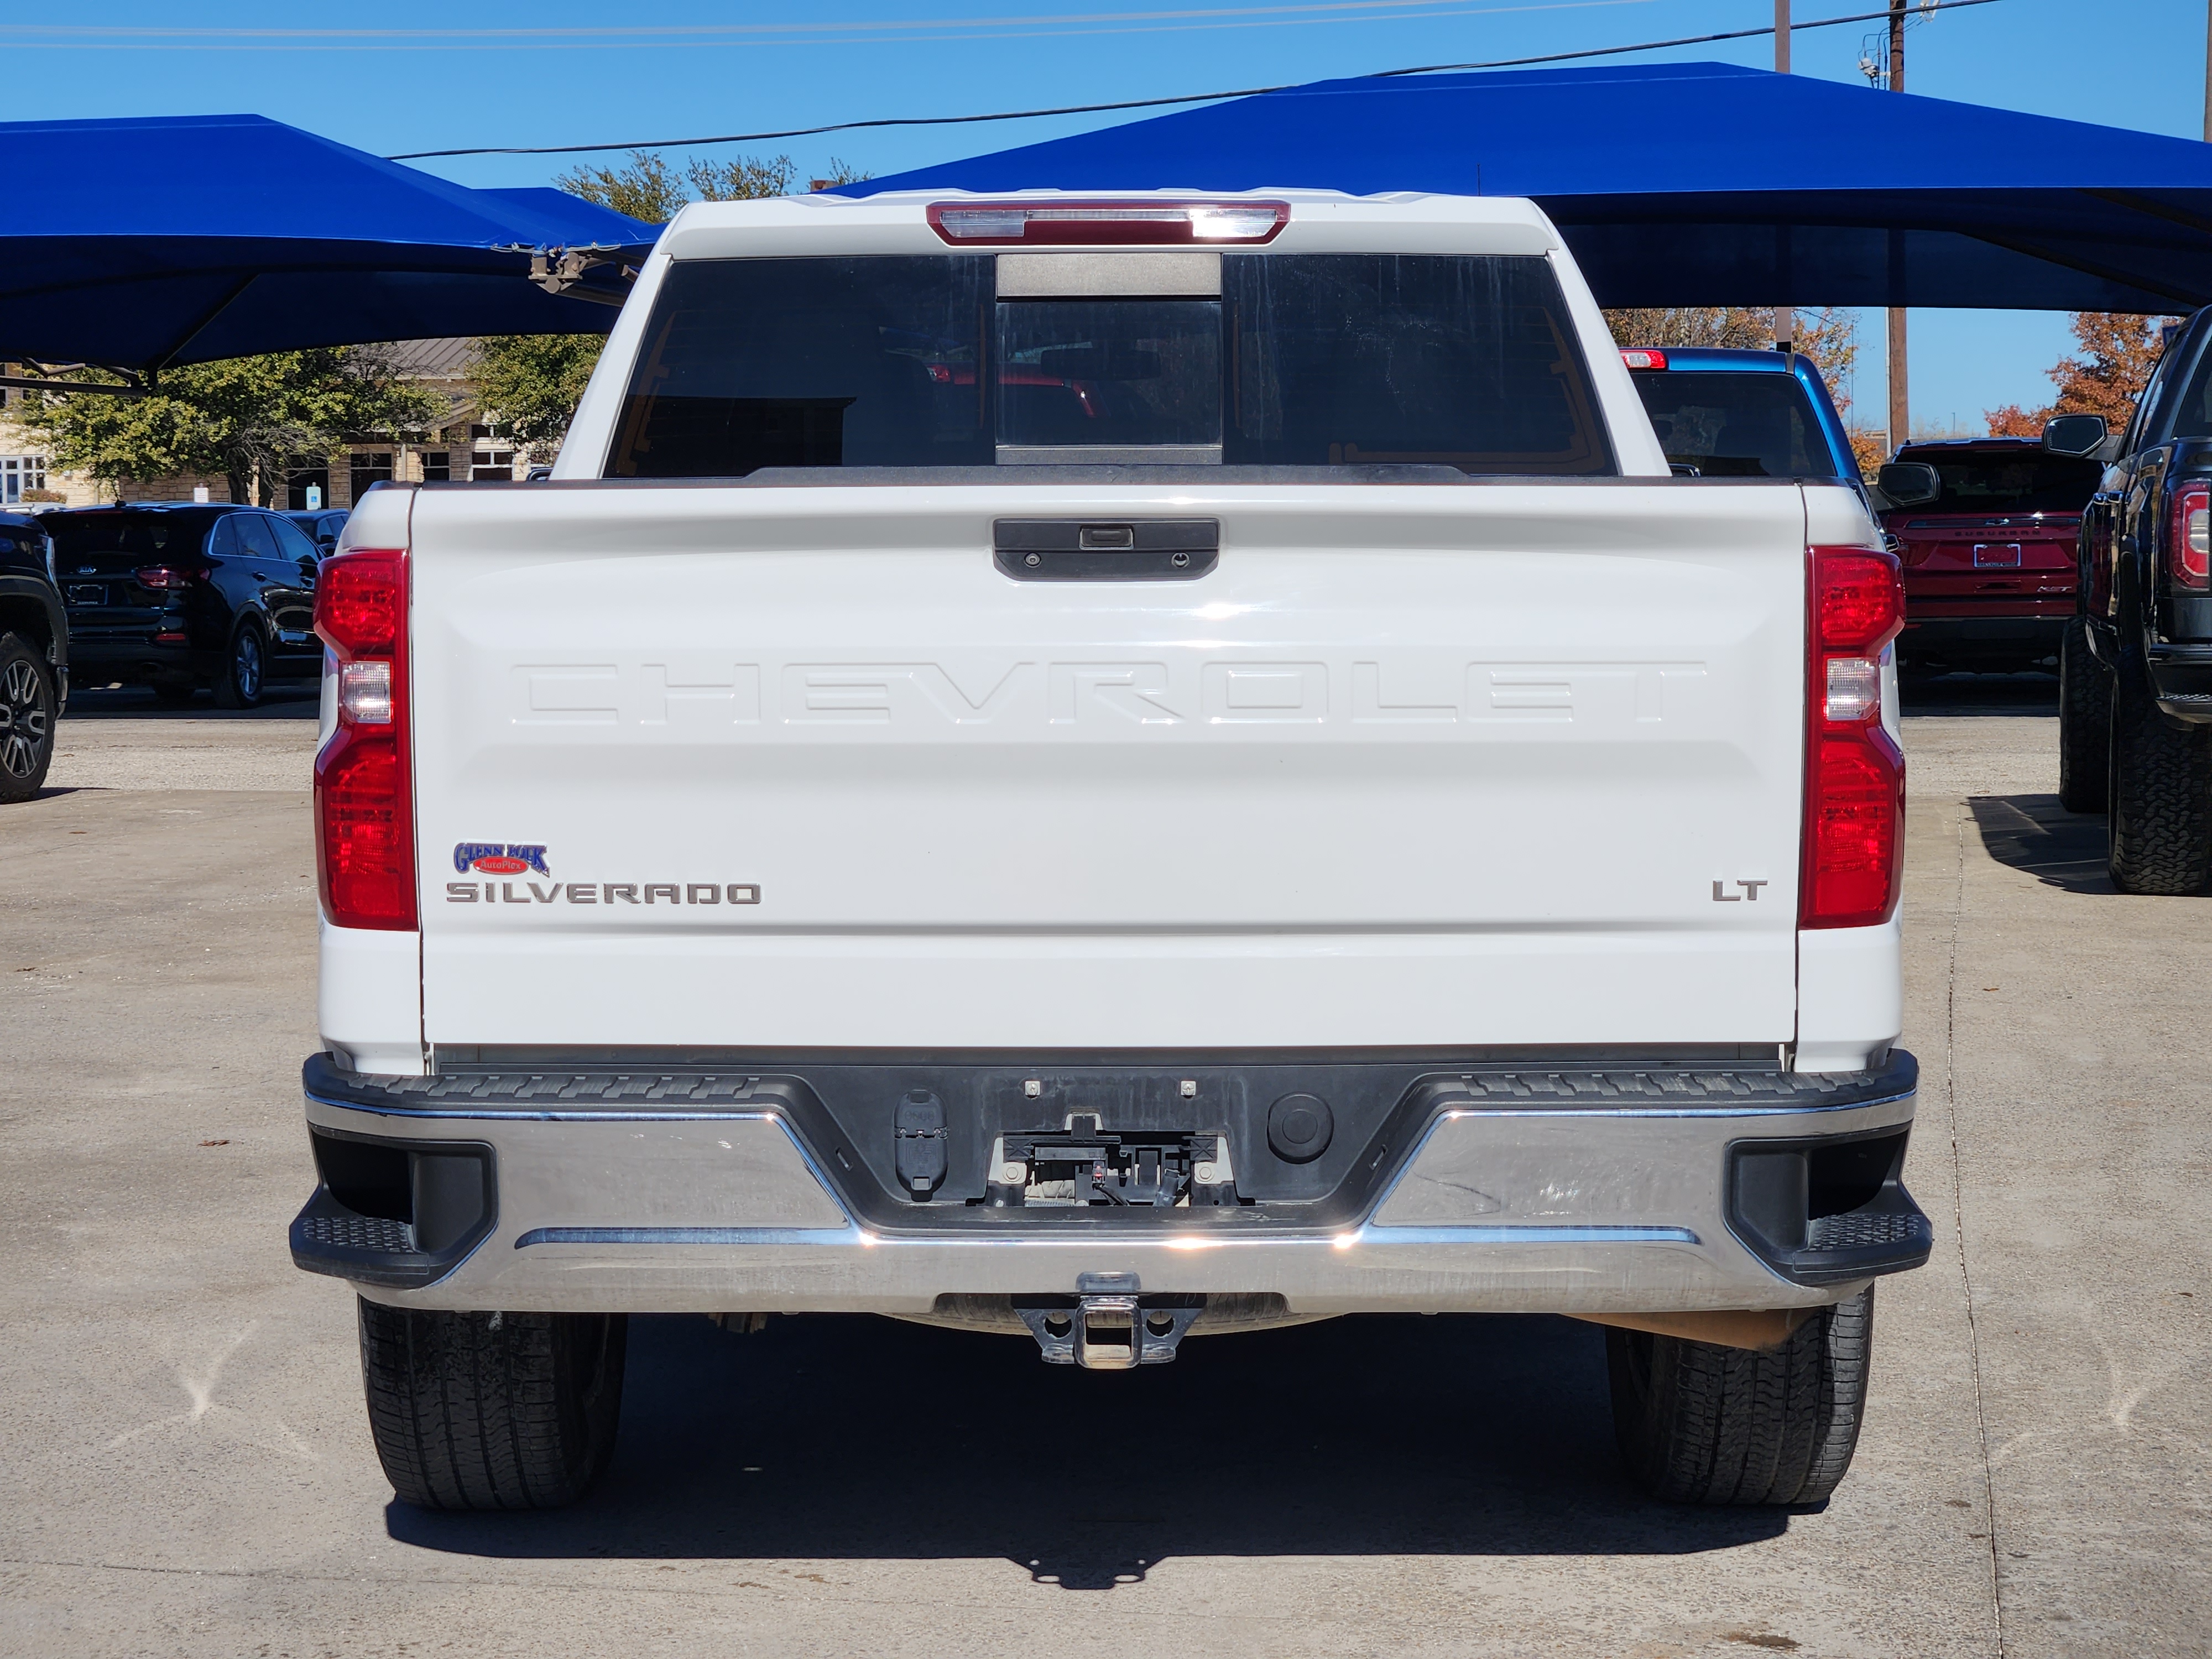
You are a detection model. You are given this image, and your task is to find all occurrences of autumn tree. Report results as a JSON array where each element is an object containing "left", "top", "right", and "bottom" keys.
[
  {"left": 1608, "top": 307, "right": 1858, "bottom": 395},
  {"left": 17, "top": 348, "right": 440, "bottom": 505},
  {"left": 1984, "top": 312, "right": 2177, "bottom": 436},
  {"left": 479, "top": 152, "right": 872, "bottom": 450}
]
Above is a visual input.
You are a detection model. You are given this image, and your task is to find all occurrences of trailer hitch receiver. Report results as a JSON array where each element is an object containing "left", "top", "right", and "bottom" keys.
[{"left": 1013, "top": 1273, "right": 1203, "bottom": 1369}]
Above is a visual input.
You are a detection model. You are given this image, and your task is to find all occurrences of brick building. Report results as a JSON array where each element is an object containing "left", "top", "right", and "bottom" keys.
[{"left": 0, "top": 338, "right": 529, "bottom": 510}]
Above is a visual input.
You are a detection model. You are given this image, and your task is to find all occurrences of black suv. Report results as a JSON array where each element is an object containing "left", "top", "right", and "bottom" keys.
[
  {"left": 2053, "top": 302, "right": 2212, "bottom": 891},
  {"left": 0, "top": 509, "right": 63, "bottom": 800},
  {"left": 50, "top": 504, "right": 322, "bottom": 708}
]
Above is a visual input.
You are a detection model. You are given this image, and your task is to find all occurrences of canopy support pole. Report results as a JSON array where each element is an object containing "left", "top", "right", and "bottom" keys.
[
  {"left": 1885, "top": 0, "right": 1910, "bottom": 450},
  {"left": 1773, "top": 0, "right": 1793, "bottom": 353}
]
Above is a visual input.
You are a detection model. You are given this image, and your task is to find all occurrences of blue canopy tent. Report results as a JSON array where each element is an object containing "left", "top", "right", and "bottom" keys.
[
  {"left": 841, "top": 62, "right": 2212, "bottom": 314},
  {"left": 0, "top": 113, "right": 656, "bottom": 377}
]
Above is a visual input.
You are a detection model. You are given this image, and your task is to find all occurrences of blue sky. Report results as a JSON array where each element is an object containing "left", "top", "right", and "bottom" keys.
[{"left": 8, "top": 0, "right": 2205, "bottom": 432}]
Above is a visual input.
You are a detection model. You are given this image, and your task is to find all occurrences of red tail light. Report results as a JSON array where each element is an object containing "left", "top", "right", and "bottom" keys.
[
  {"left": 1619, "top": 348, "right": 1668, "bottom": 370},
  {"left": 927, "top": 199, "right": 1288, "bottom": 246},
  {"left": 134, "top": 565, "right": 201, "bottom": 590},
  {"left": 2170, "top": 483, "right": 2210, "bottom": 590},
  {"left": 314, "top": 549, "right": 414, "bottom": 930},
  {"left": 1802, "top": 545, "right": 1905, "bottom": 930}
]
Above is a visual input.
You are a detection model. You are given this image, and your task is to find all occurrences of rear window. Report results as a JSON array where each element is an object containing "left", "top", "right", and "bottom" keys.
[
  {"left": 608, "top": 253, "right": 1615, "bottom": 478},
  {"left": 1893, "top": 449, "right": 2101, "bottom": 515},
  {"left": 46, "top": 512, "right": 213, "bottom": 557},
  {"left": 1632, "top": 371, "right": 1844, "bottom": 479}
]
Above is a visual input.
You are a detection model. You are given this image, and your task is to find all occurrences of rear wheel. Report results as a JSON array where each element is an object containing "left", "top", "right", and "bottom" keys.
[
  {"left": 2107, "top": 660, "right": 2212, "bottom": 894},
  {"left": 2058, "top": 618, "right": 2111, "bottom": 813},
  {"left": 358, "top": 1301, "right": 628, "bottom": 1510},
  {"left": 1607, "top": 1286, "right": 1873, "bottom": 1506},
  {"left": 0, "top": 632, "right": 55, "bottom": 802},
  {"left": 212, "top": 619, "right": 265, "bottom": 709}
]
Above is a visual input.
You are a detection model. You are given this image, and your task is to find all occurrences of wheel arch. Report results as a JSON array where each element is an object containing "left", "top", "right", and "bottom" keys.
[{"left": 0, "top": 584, "right": 59, "bottom": 662}]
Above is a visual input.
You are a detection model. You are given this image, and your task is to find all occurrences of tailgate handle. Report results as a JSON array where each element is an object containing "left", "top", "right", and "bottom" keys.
[{"left": 995, "top": 518, "right": 1218, "bottom": 582}]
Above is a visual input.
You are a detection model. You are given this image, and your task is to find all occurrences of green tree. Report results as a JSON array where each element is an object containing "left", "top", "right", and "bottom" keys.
[
  {"left": 478, "top": 151, "right": 876, "bottom": 451},
  {"left": 16, "top": 348, "right": 441, "bottom": 505},
  {"left": 554, "top": 151, "right": 691, "bottom": 222},
  {"left": 472, "top": 332, "right": 604, "bottom": 451},
  {"left": 555, "top": 149, "right": 871, "bottom": 219},
  {"left": 687, "top": 153, "right": 796, "bottom": 201}
]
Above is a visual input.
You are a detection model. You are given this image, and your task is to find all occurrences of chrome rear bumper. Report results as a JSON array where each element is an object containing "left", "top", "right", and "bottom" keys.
[{"left": 294, "top": 1052, "right": 1926, "bottom": 1317}]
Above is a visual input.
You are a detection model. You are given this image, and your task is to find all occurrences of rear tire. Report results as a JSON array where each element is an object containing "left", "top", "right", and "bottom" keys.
[
  {"left": 1607, "top": 1286, "right": 1874, "bottom": 1506},
  {"left": 2106, "top": 661, "right": 2212, "bottom": 894},
  {"left": 357, "top": 1301, "right": 628, "bottom": 1511},
  {"left": 212, "top": 619, "right": 265, "bottom": 709},
  {"left": 0, "top": 632, "right": 55, "bottom": 802},
  {"left": 2058, "top": 618, "right": 2112, "bottom": 813}
]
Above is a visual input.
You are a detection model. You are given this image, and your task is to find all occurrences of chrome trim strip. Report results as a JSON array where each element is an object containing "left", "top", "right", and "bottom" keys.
[
  {"left": 1410, "top": 1092, "right": 1917, "bottom": 1121},
  {"left": 518, "top": 1226, "right": 860, "bottom": 1248},
  {"left": 307, "top": 1089, "right": 1914, "bottom": 1127},
  {"left": 511, "top": 1222, "right": 1697, "bottom": 1250},
  {"left": 1353, "top": 1224, "right": 1699, "bottom": 1246},
  {"left": 306, "top": 1092, "right": 785, "bottom": 1124}
]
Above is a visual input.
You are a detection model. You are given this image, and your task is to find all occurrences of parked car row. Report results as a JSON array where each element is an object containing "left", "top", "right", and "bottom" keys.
[
  {"left": 1620, "top": 313, "right": 2212, "bottom": 899},
  {"left": 51, "top": 504, "right": 330, "bottom": 708},
  {"left": 1619, "top": 343, "right": 2105, "bottom": 680},
  {"left": 0, "top": 498, "right": 356, "bottom": 797}
]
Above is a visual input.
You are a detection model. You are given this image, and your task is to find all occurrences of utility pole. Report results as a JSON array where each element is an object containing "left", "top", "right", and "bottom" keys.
[
  {"left": 1886, "top": 0, "right": 1909, "bottom": 450},
  {"left": 1775, "top": 1, "right": 1794, "bottom": 353}
]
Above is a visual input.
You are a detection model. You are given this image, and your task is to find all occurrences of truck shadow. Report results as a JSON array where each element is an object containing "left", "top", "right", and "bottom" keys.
[
  {"left": 385, "top": 1312, "right": 1788, "bottom": 1578},
  {"left": 1968, "top": 794, "right": 2115, "bottom": 894},
  {"left": 61, "top": 684, "right": 318, "bottom": 720},
  {"left": 1898, "top": 670, "right": 2058, "bottom": 717}
]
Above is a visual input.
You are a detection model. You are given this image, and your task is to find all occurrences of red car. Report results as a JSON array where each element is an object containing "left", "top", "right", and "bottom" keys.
[{"left": 1882, "top": 437, "right": 2103, "bottom": 675}]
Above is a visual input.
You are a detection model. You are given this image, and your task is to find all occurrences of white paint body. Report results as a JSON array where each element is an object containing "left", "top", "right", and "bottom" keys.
[{"left": 322, "top": 195, "right": 1897, "bottom": 1090}]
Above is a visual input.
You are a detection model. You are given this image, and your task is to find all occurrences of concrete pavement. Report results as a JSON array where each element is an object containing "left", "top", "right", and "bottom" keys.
[{"left": 0, "top": 683, "right": 2203, "bottom": 1657}]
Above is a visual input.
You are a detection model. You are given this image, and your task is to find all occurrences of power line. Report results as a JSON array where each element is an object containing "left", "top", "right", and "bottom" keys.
[
  {"left": 387, "top": 0, "right": 2005, "bottom": 161},
  {"left": 0, "top": 1, "right": 1655, "bottom": 45}
]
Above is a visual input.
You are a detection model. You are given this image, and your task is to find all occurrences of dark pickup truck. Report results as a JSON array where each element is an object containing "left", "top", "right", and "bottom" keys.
[{"left": 2055, "top": 305, "right": 2212, "bottom": 893}]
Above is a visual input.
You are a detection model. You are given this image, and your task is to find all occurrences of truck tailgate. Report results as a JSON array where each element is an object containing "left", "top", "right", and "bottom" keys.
[{"left": 407, "top": 481, "right": 1811, "bottom": 1052}]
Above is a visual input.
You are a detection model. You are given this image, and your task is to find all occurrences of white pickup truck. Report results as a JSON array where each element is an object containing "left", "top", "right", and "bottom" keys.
[{"left": 292, "top": 189, "right": 1927, "bottom": 1512}]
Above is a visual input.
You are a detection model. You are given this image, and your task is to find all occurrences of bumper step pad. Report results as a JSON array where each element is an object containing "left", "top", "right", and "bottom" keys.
[
  {"left": 1808, "top": 1208, "right": 1931, "bottom": 1252},
  {"left": 295, "top": 1209, "right": 416, "bottom": 1254},
  {"left": 289, "top": 1188, "right": 434, "bottom": 1286}
]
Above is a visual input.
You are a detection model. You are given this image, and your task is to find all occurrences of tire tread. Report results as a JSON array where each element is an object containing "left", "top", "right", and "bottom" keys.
[
  {"left": 1608, "top": 1286, "right": 1874, "bottom": 1506},
  {"left": 2107, "top": 662, "right": 2212, "bottom": 894},
  {"left": 356, "top": 1300, "right": 625, "bottom": 1511}
]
